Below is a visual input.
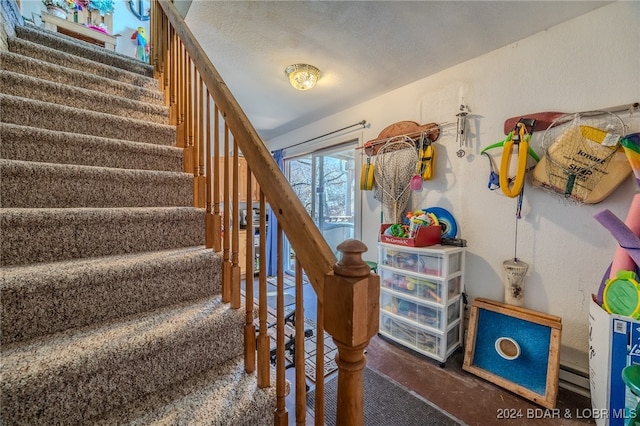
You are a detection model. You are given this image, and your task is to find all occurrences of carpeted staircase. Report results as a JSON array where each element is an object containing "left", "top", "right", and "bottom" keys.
[{"left": 0, "top": 19, "right": 276, "bottom": 425}]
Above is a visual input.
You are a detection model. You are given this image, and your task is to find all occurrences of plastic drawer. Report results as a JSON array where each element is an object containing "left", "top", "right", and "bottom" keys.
[
  {"left": 379, "top": 266, "right": 445, "bottom": 304},
  {"left": 380, "top": 291, "right": 442, "bottom": 330},
  {"left": 378, "top": 246, "right": 421, "bottom": 273},
  {"left": 380, "top": 312, "right": 441, "bottom": 356},
  {"left": 446, "top": 325, "right": 461, "bottom": 352},
  {"left": 378, "top": 244, "right": 462, "bottom": 277},
  {"left": 418, "top": 253, "right": 444, "bottom": 276},
  {"left": 420, "top": 251, "right": 462, "bottom": 276},
  {"left": 447, "top": 276, "right": 461, "bottom": 299},
  {"left": 447, "top": 298, "right": 462, "bottom": 323}
]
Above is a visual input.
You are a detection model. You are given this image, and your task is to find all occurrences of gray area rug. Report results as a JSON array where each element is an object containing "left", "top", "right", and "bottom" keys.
[{"left": 307, "top": 367, "right": 465, "bottom": 425}]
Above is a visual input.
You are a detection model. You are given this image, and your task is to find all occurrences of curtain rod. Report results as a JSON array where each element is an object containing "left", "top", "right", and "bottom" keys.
[{"left": 285, "top": 120, "right": 367, "bottom": 150}]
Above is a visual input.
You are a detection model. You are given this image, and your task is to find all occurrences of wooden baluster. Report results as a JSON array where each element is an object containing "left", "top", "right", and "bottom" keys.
[
  {"left": 274, "top": 224, "right": 288, "bottom": 425},
  {"left": 168, "top": 27, "right": 177, "bottom": 123},
  {"left": 205, "top": 90, "right": 214, "bottom": 249},
  {"left": 257, "top": 190, "right": 270, "bottom": 388},
  {"left": 193, "top": 75, "right": 205, "bottom": 208},
  {"left": 177, "top": 37, "right": 182, "bottom": 139},
  {"left": 172, "top": 28, "right": 178, "bottom": 122},
  {"left": 154, "top": 12, "right": 160, "bottom": 80},
  {"left": 150, "top": 0, "right": 158, "bottom": 77},
  {"left": 294, "top": 262, "right": 306, "bottom": 426},
  {"left": 183, "top": 55, "right": 193, "bottom": 173},
  {"left": 149, "top": 0, "right": 154, "bottom": 69},
  {"left": 162, "top": 18, "right": 170, "bottom": 95},
  {"left": 198, "top": 78, "right": 206, "bottom": 208},
  {"left": 244, "top": 165, "right": 255, "bottom": 372},
  {"left": 222, "top": 123, "right": 231, "bottom": 303},
  {"left": 149, "top": 3, "right": 164, "bottom": 91},
  {"left": 190, "top": 68, "right": 199, "bottom": 205},
  {"left": 175, "top": 42, "right": 184, "bottom": 148},
  {"left": 324, "top": 240, "right": 379, "bottom": 426},
  {"left": 188, "top": 54, "right": 193, "bottom": 152},
  {"left": 212, "top": 105, "right": 221, "bottom": 252},
  {"left": 181, "top": 48, "right": 188, "bottom": 157},
  {"left": 150, "top": 2, "right": 156, "bottom": 77},
  {"left": 231, "top": 140, "right": 241, "bottom": 309},
  {"left": 314, "top": 298, "right": 325, "bottom": 426}
]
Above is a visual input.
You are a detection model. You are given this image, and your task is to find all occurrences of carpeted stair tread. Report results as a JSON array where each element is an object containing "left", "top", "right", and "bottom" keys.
[
  {"left": 14, "top": 24, "right": 153, "bottom": 77},
  {"left": 8, "top": 37, "right": 158, "bottom": 90},
  {"left": 0, "top": 159, "right": 193, "bottom": 208},
  {"left": 0, "top": 123, "right": 183, "bottom": 171},
  {"left": 0, "top": 296, "right": 246, "bottom": 425},
  {"left": 0, "top": 13, "right": 275, "bottom": 426},
  {"left": 1, "top": 246, "right": 222, "bottom": 344},
  {"left": 0, "top": 70, "right": 169, "bottom": 124},
  {"left": 0, "top": 51, "right": 164, "bottom": 105},
  {"left": 0, "top": 207, "right": 205, "bottom": 266},
  {"left": 0, "top": 94, "right": 175, "bottom": 146},
  {"left": 93, "top": 355, "right": 277, "bottom": 426}
]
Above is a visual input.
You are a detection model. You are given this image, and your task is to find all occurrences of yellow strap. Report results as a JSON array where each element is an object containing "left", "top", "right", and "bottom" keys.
[{"left": 499, "top": 125, "right": 529, "bottom": 198}]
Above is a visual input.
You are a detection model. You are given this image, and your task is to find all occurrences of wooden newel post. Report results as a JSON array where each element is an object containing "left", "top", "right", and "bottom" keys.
[{"left": 323, "top": 239, "right": 379, "bottom": 426}]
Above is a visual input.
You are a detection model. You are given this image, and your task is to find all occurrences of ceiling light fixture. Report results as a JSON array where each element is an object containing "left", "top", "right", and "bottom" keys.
[{"left": 285, "top": 64, "right": 320, "bottom": 91}]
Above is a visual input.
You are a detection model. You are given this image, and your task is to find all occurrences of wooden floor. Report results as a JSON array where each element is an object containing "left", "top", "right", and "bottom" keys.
[
  {"left": 285, "top": 335, "right": 594, "bottom": 426},
  {"left": 364, "top": 335, "right": 594, "bottom": 425},
  {"left": 246, "top": 276, "right": 594, "bottom": 425}
]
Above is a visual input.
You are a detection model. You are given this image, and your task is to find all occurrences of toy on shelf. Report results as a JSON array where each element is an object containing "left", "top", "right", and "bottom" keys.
[
  {"left": 385, "top": 223, "right": 407, "bottom": 238},
  {"left": 380, "top": 209, "right": 441, "bottom": 239},
  {"left": 406, "top": 210, "right": 438, "bottom": 238}
]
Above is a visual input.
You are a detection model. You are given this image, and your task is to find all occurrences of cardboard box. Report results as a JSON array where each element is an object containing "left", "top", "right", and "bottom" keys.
[
  {"left": 379, "top": 224, "right": 441, "bottom": 247},
  {"left": 589, "top": 297, "right": 640, "bottom": 426}
]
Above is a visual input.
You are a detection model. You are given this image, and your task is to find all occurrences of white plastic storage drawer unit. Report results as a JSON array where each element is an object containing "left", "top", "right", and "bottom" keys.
[{"left": 378, "top": 243, "right": 465, "bottom": 365}]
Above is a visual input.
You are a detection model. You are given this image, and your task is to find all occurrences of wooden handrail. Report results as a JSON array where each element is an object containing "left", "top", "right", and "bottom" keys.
[
  {"left": 152, "top": 2, "right": 380, "bottom": 424},
  {"left": 156, "top": 0, "right": 335, "bottom": 293}
]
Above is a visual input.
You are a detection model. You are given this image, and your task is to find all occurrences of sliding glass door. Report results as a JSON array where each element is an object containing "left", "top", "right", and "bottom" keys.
[{"left": 284, "top": 141, "right": 359, "bottom": 273}]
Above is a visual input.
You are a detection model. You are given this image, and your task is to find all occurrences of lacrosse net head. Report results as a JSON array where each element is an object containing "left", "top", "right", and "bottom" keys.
[
  {"left": 374, "top": 136, "right": 418, "bottom": 223},
  {"left": 533, "top": 111, "right": 626, "bottom": 204},
  {"left": 503, "top": 259, "right": 529, "bottom": 306}
]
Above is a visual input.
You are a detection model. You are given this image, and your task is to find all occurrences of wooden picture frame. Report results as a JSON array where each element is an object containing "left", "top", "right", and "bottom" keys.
[{"left": 463, "top": 298, "right": 562, "bottom": 409}]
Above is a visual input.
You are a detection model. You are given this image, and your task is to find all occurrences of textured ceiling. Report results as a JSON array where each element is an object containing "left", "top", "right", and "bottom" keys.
[{"left": 184, "top": 1, "right": 611, "bottom": 141}]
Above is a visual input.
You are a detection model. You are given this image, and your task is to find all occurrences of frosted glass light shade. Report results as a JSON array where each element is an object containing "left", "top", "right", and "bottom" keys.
[{"left": 285, "top": 64, "right": 320, "bottom": 91}]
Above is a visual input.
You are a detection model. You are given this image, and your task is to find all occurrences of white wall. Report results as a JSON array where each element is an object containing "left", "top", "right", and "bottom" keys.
[
  {"left": 19, "top": 0, "right": 150, "bottom": 60},
  {"left": 268, "top": 1, "right": 640, "bottom": 373}
]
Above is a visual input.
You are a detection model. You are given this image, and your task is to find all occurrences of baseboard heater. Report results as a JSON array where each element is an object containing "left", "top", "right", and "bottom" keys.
[{"left": 558, "top": 364, "right": 590, "bottom": 398}]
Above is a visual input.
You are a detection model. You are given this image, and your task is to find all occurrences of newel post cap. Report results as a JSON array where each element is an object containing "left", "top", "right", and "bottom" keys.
[{"left": 333, "top": 239, "right": 371, "bottom": 277}]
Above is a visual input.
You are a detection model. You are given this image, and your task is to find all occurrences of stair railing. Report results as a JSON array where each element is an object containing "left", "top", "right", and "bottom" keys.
[{"left": 151, "top": 1, "right": 380, "bottom": 424}]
